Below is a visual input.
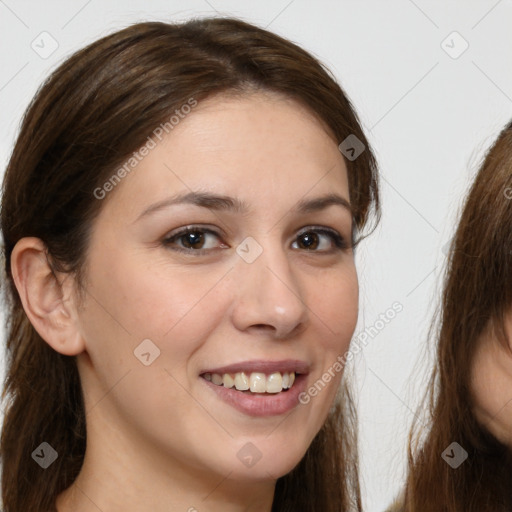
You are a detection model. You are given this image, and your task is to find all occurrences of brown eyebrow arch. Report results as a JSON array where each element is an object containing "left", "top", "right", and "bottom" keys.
[{"left": 135, "top": 191, "right": 352, "bottom": 222}]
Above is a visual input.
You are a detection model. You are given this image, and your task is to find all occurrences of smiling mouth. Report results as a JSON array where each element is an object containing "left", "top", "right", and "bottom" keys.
[{"left": 201, "top": 371, "right": 296, "bottom": 394}]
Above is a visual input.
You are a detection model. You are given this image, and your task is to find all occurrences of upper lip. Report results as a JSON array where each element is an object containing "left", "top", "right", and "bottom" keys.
[{"left": 200, "top": 359, "right": 310, "bottom": 375}]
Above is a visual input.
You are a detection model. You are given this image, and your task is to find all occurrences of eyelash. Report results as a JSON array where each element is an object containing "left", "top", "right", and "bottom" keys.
[{"left": 162, "top": 225, "right": 348, "bottom": 256}]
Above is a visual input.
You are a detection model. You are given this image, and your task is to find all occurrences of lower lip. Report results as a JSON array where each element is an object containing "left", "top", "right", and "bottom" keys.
[{"left": 201, "top": 374, "right": 308, "bottom": 417}]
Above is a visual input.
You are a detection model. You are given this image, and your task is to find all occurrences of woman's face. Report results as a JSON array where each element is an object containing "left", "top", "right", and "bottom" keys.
[
  {"left": 74, "top": 91, "right": 358, "bottom": 481},
  {"left": 471, "top": 315, "right": 512, "bottom": 447}
]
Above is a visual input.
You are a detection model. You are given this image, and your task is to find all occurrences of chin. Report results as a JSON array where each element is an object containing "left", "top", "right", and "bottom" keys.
[{"left": 223, "top": 438, "right": 310, "bottom": 482}]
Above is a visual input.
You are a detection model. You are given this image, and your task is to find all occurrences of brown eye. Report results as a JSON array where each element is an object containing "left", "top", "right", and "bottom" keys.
[
  {"left": 163, "top": 227, "right": 226, "bottom": 255},
  {"left": 293, "top": 228, "right": 347, "bottom": 252},
  {"left": 297, "top": 232, "right": 320, "bottom": 250},
  {"left": 179, "top": 230, "right": 206, "bottom": 249}
]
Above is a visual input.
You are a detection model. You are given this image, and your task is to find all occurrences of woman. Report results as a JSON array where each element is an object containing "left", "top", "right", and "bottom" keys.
[
  {"left": 393, "top": 121, "right": 512, "bottom": 511},
  {"left": 0, "top": 18, "right": 379, "bottom": 512}
]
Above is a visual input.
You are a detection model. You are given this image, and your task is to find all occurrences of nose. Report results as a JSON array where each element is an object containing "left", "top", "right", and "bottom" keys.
[{"left": 229, "top": 239, "right": 309, "bottom": 339}]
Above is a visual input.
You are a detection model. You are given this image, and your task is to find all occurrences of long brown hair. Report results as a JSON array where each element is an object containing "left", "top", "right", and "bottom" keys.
[
  {"left": 0, "top": 18, "right": 379, "bottom": 512},
  {"left": 402, "top": 121, "right": 512, "bottom": 511}
]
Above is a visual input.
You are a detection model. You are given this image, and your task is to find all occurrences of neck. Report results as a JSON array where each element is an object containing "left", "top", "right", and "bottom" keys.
[{"left": 55, "top": 405, "right": 276, "bottom": 512}]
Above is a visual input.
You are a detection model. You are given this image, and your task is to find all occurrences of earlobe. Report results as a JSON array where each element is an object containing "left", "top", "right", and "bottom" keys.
[{"left": 10, "top": 237, "right": 85, "bottom": 356}]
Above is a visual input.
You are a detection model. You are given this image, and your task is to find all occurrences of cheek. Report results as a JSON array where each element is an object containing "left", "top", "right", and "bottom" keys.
[
  {"left": 470, "top": 343, "right": 512, "bottom": 447},
  {"left": 301, "top": 266, "right": 358, "bottom": 412},
  {"left": 78, "top": 248, "right": 232, "bottom": 376},
  {"left": 312, "top": 266, "right": 359, "bottom": 353}
]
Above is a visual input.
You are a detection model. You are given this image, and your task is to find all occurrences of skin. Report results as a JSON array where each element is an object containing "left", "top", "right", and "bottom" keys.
[
  {"left": 471, "top": 313, "right": 512, "bottom": 447},
  {"left": 12, "top": 91, "right": 358, "bottom": 512}
]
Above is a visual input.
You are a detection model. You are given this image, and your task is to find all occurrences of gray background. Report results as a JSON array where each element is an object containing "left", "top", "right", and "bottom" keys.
[{"left": 1, "top": 1, "right": 512, "bottom": 510}]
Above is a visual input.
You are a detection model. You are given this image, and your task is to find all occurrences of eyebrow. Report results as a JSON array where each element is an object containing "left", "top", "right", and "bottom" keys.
[{"left": 135, "top": 191, "right": 353, "bottom": 222}]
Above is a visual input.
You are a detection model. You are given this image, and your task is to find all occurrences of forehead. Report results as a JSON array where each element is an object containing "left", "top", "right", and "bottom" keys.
[{"left": 98, "top": 91, "right": 349, "bottom": 221}]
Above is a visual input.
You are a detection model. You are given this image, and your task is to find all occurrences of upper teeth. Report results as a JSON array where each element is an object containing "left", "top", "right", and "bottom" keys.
[{"left": 203, "top": 371, "right": 296, "bottom": 393}]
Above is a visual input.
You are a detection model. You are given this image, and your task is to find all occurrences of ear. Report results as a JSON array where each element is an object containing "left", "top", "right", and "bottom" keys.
[{"left": 10, "top": 237, "right": 85, "bottom": 356}]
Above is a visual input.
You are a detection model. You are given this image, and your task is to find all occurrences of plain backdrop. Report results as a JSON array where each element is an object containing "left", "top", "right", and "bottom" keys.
[{"left": 1, "top": 1, "right": 512, "bottom": 511}]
